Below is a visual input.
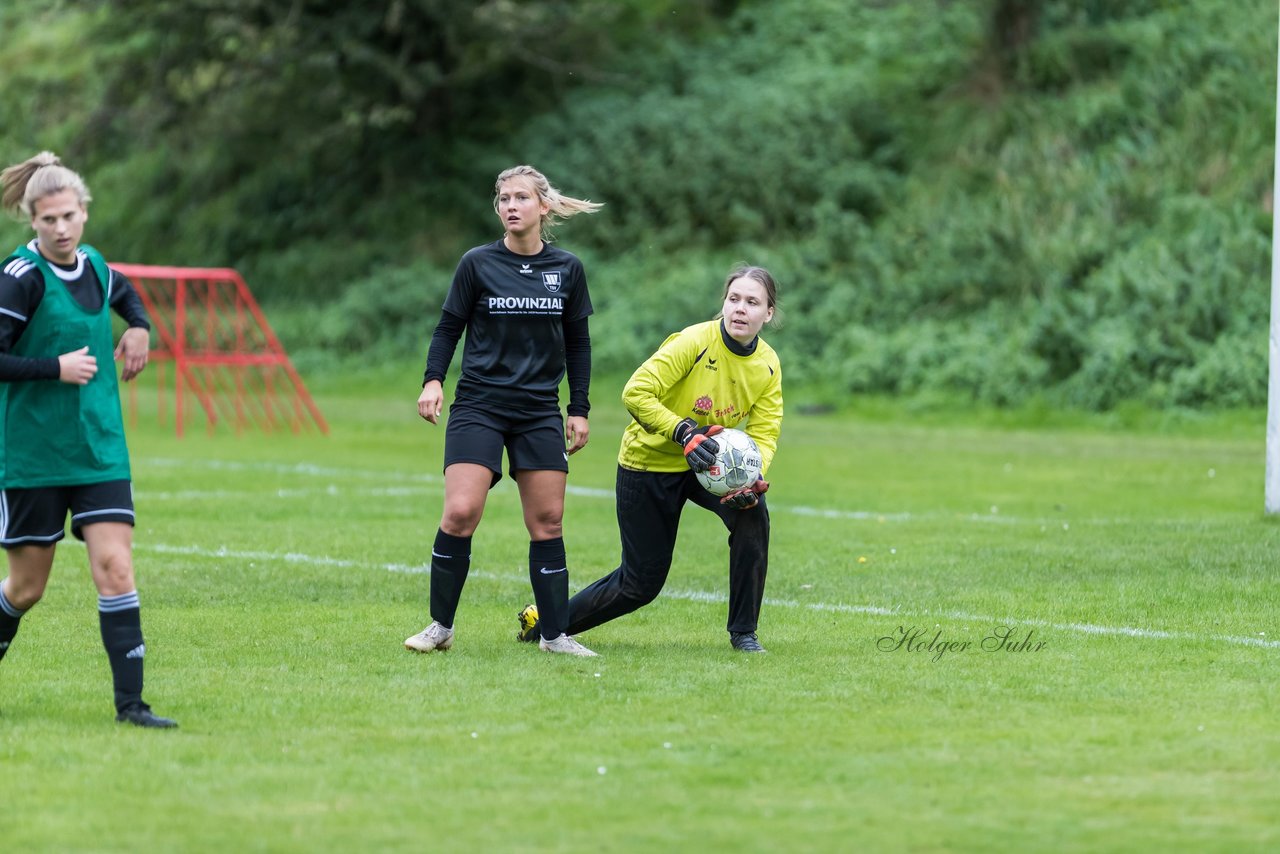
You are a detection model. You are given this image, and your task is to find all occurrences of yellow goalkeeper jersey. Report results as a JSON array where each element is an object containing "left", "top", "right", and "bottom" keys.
[{"left": 618, "top": 319, "right": 783, "bottom": 474}]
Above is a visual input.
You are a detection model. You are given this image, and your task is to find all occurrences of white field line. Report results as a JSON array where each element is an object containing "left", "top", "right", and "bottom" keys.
[
  {"left": 145, "top": 486, "right": 439, "bottom": 501},
  {"left": 136, "top": 542, "right": 498, "bottom": 582},
  {"left": 131, "top": 542, "right": 1280, "bottom": 651},
  {"left": 131, "top": 482, "right": 1183, "bottom": 528},
  {"left": 142, "top": 458, "right": 443, "bottom": 483},
  {"left": 136, "top": 457, "right": 1098, "bottom": 524}
]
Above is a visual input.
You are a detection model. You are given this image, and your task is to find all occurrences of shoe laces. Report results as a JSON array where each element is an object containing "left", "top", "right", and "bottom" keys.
[{"left": 544, "top": 634, "right": 596, "bottom": 655}]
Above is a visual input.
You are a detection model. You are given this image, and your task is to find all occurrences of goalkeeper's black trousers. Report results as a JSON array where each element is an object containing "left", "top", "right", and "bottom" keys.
[{"left": 566, "top": 465, "right": 769, "bottom": 636}]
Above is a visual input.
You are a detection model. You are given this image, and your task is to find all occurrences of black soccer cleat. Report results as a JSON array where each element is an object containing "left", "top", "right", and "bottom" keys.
[
  {"left": 730, "top": 632, "right": 766, "bottom": 653},
  {"left": 116, "top": 702, "right": 179, "bottom": 729}
]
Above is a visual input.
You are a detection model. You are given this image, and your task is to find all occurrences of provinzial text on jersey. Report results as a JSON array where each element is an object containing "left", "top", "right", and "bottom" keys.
[{"left": 488, "top": 296, "right": 564, "bottom": 312}]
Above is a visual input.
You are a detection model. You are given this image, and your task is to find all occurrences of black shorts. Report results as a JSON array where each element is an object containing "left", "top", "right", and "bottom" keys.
[
  {"left": 443, "top": 401, "right": 567, "bottom": 487},
  {"left": 0, "top": 480, "right": 135, "bottom": 549}
]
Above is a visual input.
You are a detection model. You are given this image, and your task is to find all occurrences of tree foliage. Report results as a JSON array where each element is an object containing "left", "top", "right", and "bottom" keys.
[
  {"left": 1, "top": 0, "right": 1274, "bottom": 410},
  {"left": 64, "top": 0, "right": 739, "bottom": 289},
  {"left": 475, "top": 0, "right": 1270, "bottom": 410}
]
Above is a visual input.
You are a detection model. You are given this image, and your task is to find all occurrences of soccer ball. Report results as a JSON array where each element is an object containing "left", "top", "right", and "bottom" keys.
[{"left": 695, "top": 428, "right": 763, "bottom": 496}]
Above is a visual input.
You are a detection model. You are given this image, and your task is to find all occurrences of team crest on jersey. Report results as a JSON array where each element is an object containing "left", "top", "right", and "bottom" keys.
[
  {"left": 542, "top": 271, "right": 563, "bottom": 293},
  {"left": 692, "top": 395, "right": 713, "bottom": 417}
]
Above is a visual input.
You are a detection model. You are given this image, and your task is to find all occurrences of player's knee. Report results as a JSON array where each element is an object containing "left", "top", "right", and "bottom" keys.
[
  {"left": 526, "top": 516, "right": 563, "bottom": 541},
  {"left": 626, "top": 588, "right": 661, "bottom": 609},
  {"left": 92, "top": 551, "right": 136, "bottom": 595},
  {"left": 620, "top": 572, "right": 664, "bottom": 605},
  {"left": 440, "top": 507, "right": 483, "bottom": 537},
  {"left": 4, "top": 581, "right": 44, "bottom": 611},
  {"left": 730, "top": 508, "right": 769, "bottom": 537}
]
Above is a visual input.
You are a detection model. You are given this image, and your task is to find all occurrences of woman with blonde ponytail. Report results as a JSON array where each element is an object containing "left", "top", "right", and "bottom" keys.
[
  {"left": 405, "top": 164, "right": 604, "bottom": 657},
  {"left": 490, "top": 164, "right": 603, "bottom": 241},
  {"left": 0, "top": 152, "right": 176, "bottom": 728}
]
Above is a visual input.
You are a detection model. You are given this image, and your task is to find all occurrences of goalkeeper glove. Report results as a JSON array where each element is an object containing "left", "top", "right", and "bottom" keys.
[
  {"left": 721, "top": 477, "right": 770, "bottom": 510},
  {"left": 673, "top": 417, "right": 722, "bottom": 473}
]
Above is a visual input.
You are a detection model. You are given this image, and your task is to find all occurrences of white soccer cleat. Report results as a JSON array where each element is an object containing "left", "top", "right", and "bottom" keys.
[
  {"left": 539, "top": 633, "right": 599, "bottom": 657},
  {"left": 404, "top": 621, "right": 454, "bottom": 652}
]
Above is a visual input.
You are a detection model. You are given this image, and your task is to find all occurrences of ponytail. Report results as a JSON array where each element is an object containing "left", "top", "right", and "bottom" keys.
[
  {"left": 493, "top": 165, "right": 602, "bottom": 241},
  {"left": 1, "top": 151, "right": 92, "bottom": 218}
]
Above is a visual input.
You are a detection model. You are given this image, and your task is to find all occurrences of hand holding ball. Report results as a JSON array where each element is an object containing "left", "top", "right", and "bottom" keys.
[{"left": 694, "top": 428, "right": 764, "bottom": 497}]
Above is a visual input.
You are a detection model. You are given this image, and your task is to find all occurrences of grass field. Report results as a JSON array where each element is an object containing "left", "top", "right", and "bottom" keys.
[{"left": 3, "top": 368, "right": 1278, "bottom": 852}]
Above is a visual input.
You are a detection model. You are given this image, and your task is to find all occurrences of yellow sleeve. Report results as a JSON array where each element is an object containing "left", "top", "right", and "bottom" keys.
[
  {"left": 745, "top": 357, "right": 783, "bottom": 475},
  {"left": 622, "top": 327, "right": 702, "bottom": 441}
]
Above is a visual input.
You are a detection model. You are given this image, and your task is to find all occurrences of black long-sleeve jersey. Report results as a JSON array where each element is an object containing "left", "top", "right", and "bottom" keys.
[
  {"left": 422, "top": 239, "right": 593, "bottom": 416},
  {"left": 0, "top": 243, "right": 150, "bottom": 382}
]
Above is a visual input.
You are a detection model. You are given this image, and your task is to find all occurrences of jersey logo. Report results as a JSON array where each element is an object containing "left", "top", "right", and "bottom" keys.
[
  {"left": 520, "top": 263, "right": 533, "bottom": 275},
  {"left": 693, "top": 396, "right": 713, "bottom": 416},
  {"left": 542, "top": 271, "right": 562, "bottom": 293},
  {"left": 3, "top": 258, "right": 34, "bottom": 280},
  {"left": 487, "top": 295, "right": 564, "bottom": 314}
]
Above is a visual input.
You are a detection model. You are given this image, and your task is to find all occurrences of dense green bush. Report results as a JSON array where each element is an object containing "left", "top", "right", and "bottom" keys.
[
  {"left": 2, "top": 0, "right": 1275, "bottom": 411},
  {"left": 501, "top": 0, "right": 1275, "bottom": 409},
  {"left": 520, "top": 0, "right": 978, "bottom": 256},
  {"left": 269, "top": 259, "right": 454, "bottom": 370},
  {"left": 1168, "top": 331, "right": 1268, "bottom": 408}
]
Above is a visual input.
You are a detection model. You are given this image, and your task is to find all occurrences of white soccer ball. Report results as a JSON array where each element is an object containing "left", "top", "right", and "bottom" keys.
[{"left": 695, "top": 428, "right": 763, "bottom": 496}]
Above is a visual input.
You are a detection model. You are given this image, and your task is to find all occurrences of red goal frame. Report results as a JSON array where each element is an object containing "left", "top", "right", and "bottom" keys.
[{"left": 113, "top": 263, "right": 328, "bottom": 436}]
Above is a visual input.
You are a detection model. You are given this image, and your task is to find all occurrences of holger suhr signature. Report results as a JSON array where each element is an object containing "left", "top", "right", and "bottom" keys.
[{"left": 877, "top": 625, "right": 1047, "bottom": 663}]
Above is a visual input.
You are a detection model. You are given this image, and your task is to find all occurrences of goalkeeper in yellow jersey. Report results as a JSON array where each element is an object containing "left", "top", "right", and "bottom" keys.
[{"left": 519, "top": 264, "right": 782, "bottom": 652}]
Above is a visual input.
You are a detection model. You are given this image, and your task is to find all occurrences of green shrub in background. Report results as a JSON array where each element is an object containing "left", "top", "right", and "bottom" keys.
[
  {"left": 1168, "top": 331, "right": 1268, "bottom": 409},
  {"left": 2, "top": 0, "right": 1275, "bottom": 411},
  {"left": 0, "top": 1, "right": 105, "bottom": 250},
  {"left": 522, "top": 0, "right": 973, "bottom": 257},
  {"left": 508, "top": 0, "right": 1274, "bottom": 408},
  {"left": 270, "top": 260, "right": 454, "bottom": 373}
]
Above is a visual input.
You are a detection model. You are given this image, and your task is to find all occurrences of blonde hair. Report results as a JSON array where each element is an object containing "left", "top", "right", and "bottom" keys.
[
  {"left": 1, "top": 151, "right": 91, "bottom": 219},
  {"left": 493, "top": 165, "right": 601, "bottom": 241}
]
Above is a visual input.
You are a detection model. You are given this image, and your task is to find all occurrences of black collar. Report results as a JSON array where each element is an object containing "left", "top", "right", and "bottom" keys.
[{"left": 720, "top": 319, "right": 757, "bottom": 356}]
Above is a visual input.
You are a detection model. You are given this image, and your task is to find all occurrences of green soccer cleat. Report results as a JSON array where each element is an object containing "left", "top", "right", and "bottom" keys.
[{"left": 516, "top": 604, "right": 540, "bottom": 643}]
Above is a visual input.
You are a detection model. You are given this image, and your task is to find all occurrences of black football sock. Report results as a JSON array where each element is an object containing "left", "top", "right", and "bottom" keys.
[
  {"left": 429, "top": 530, "right": 472, "bottom": 628},
  {"left": 0, "top": 580, "right": 27, "bottom": 663},
  {"left": 98, "top": 592, "right": 145, "bottom": 712},
  {"left": 529, "top": 537, "right": 569, "bottom": 640}
]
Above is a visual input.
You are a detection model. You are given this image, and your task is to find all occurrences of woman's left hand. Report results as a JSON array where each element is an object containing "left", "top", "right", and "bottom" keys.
[
  {"left": 565, "top": 415, "right": 590, "bottom": 455},
  {"left": 721, "top": 477, "right": 769, "bottom": 510},
  {"left": 115, "top": 327, "right": 150, "bottom": 381}
]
